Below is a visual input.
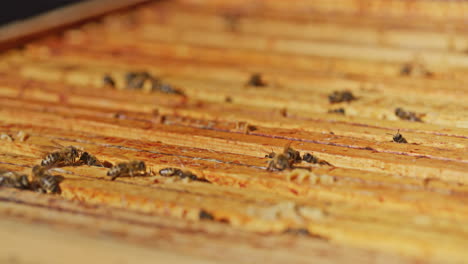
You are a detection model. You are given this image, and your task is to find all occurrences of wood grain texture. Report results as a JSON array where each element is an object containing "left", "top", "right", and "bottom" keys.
[{"left": 0, "top": 0, "right": 467, "bottom": 263}]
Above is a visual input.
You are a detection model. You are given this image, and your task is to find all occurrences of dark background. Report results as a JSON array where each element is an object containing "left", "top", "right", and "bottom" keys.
[{"left": 0, "top": 0, "right": 85, "bottom": 25}]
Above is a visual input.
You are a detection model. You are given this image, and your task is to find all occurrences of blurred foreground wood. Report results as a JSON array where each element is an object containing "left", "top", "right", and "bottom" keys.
[{"left": 0, "top": 0, "right": 466, "bottom": 263}]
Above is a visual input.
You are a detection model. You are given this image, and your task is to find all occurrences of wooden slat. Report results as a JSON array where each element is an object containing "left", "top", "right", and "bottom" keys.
[{"left": 0, "top": 0, "right": 467, "bottom": 263}]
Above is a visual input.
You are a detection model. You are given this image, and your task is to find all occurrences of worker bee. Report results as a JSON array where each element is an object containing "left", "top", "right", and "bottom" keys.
[
  {"left": 392, "top": 130, "right": 408, "bottom": 143},
  {"left": 125, "top": 71, "right": 150, "bottom": 90},
  {"left": 267, "top": 153, "right": 293, "bottom": 171},
  {"left": 159, "top": 167, "right": 183, "bottom": 177},
  {"left": 31, "top": 165, "right": 64, "bottom": 194},
  {"left": 33, "top": 175, "right": 63, "bottom": 194},
  {"left": 328, "top": 90, "right": 357, "bottom": 103},
  {"left": 395, "top": 108, "right": 423, "bottom": 122},
  {"left": 107, "top": 160, "right": 148, "bottom": 180},
  {"left": 0, "top": 170, "right": 30, "bottom": 190},
  {"left": 400, "top": 63, "right": 432, "bottom": 77},
  {"left": 41, "top": 146, "right": 82, "bottom": 168},
  {"left": 328, "top": 108, "right": 345, "bottom": 115},
  {"left": 284, "top": 228, "right": 310, "bottom": 236},
  {"left": 199, "top": 209, "right": 214, "bottom": 220},
  {"left": 302, "top": 153, "right": 332, "bottom": 166},
  {"left": 246, "top": 73, "right": 267, "bottom": 87},
  {"left": 125, "top": 71, "right": 185, "bottom": 95},
  {"left": 235, "top": 121, "right": 257, "bottom": 134},
  {"left": 153, "top": 83, "right": 185, "bottom": 95},
  {"left": 279, "top": 107, "right": 288, "bottom": 117},
  {"left": 79, "top": 152, "right": 103, "bottom": 167},
  {"left": 285, "top": 147, "right": 302, "bottom": 163},
  {"left": 158, "top": 167, "right": 208, "bottom": 182},
  {"left": 266, "top": 143, "right": 303, "bottom": 171},
  {"left": 103, "top": 74, "right": 116, "bottom": 87},
  {"left": 225, "top": 96, "right": 233, "bottom": 103}
]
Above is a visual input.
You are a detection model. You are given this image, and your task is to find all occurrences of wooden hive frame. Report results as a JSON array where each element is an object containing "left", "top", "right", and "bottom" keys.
[{"left": 0, "top": 0, "right": 467, "bottom": 263}]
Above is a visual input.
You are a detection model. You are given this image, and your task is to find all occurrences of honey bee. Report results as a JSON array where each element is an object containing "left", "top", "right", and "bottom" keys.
[
  {"left": 125, "top": 71, "right": 150, "bottom": 90},
  {"left": 266, "top": 143, "right": 302, "bottom": 171},
  {"left": 225, "top": 96, "right": 233, "bottom": 103},
  {"left": 125, "top": 71, "right": 185, "bottom": 95},
  {"left": 395, "top": 108, "right": 423, "bottom": 122},
  {"left": 392, "top": 130, "right": 408, "bottom": 143},
  {"left": 79, "top": 152, "right": 103, "bottom": 167},
  {"left": 328, "top": 108, "right": 345, "bottom": 115},
  {"left": 284, "top": 228, "right": 310, "bottom": 236},
  {"left": 41, "top": 146, "right": 82, "bottom": 168},
  {"left": 0, "top": 170, "right": 30, "bottom": 190},
  {"left": 103, "top": 74, "right": 116, "bottom": 88},
  {"left": 267, "top": 153, "right": 293, "bottom": 171},
  {"left": 153, "top": 82, "right": 185, "bottom": 95},
  {"left": 33, "top": 175, "right": 63, "bottom": 194},
  {"left": 328, "top": 90, "right": 357, "bottom": 104},
  {"left": 279, "top": 107, "right": 288, "bottom": 117},
  {"left": 107, "top": 160, "right": 148, "bottom": 180},
  {"left": 284, "top": 145, "right": 302, "bottom": 163},
  {"left": 199, "top": 209, "right": 214, "bottom": 220},
  {"left": 302, "top": 153, "right": 332, "bottom": 166},
  {"left": 400, "top": 63, "right": 432, "bottom": 77},
  {"left": 158, "top": 167, "right": 208, "bottom": 182},
  {"left": 246, "top": 73, "right": 267, "bottom": 87},
  {"left": 31, "top": 165, "right": 64, "bottom": 194}
]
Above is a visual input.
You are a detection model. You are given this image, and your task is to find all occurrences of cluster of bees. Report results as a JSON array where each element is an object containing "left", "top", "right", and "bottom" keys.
[
  {"left": 266, "top": 143, "right": 331, "bottom": 172},
  {"left": 0, "top": 168, "right": 64, "bottom": 194},
  {"left": 0, "top": 146, "right": 106, "bottom": 194},
  {"left": 325, "top": 89, "right": 420, "bottom": 144},
  {"left": 0, "top": 143, "right": 211, "bottom": 195},
  {"left": 244, "top": 75, "right": 410, "bottom": 144},
  {"left": 103, "top": 71, "right": 184, "bottom": 95}
]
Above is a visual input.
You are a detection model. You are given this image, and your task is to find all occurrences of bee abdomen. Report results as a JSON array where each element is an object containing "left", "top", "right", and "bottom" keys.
[
  {"left": 159, "top": 167, "right": 182, "bottom": 177},
  {"left": 302, "top": 153, "right": 318, "bottom": 163},
  {"left": 41, "top": 152, "right": 60, "bottom": 167}
]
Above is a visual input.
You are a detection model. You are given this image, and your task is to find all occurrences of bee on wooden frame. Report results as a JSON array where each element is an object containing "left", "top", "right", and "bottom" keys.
[
  {"left": 246, "top": 73, "right": 267, "bottom": 87},
  {"left": 328, "top": 108, "right": 345, "bottom": 115},
  {"left": 395, "top": 107, "right": 423, "bottom": 122},
  {"left": 31, "top": 165, "right": 64, "bottom": 194},
  {"left": 107, "top": 160, "right": 148, "bottom": 180},
  {"left": 41, "top": 146, "right": 82, "bottom": 168},
  {"left": 102, "top": 74, "right": 116, "bottom": 88},
  {"left": 79, "top": 152, "right": 104, "bottom": 167},
  {"left": 158, "top": 167, "right": 209, "bottom": 182},
  {"left": 0, "top": 170, "right": 30, "bottom": 190},
  {"left": 328, "top": 90, "right": 357, "bottom": 104},
  {"left": 266, "top": 142, "right": 301, "bottom": 171},
  {"left": 392, "top": 130, "right": 408, "bottom": 144},
  {"left": 302, "top": 153, "right": 332, "bottom": 166}
]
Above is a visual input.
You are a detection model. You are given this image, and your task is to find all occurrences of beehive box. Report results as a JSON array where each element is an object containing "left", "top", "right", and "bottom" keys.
[{"left": 0, "top": 0, "right": 467, "bottom": 263}]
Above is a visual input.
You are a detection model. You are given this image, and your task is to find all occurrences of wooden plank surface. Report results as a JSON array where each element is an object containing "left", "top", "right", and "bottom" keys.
[{"left": 0, "top": 0, "right": 467, "bottom": 263}]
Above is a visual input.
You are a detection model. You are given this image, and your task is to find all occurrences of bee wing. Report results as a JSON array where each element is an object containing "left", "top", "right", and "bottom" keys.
[
  {"left": 34, "top": 139, "right": 63, "bottom": 160},
  {"left": 282, "top": 141, "right": 292, "bottom": 153},
  {"left": 173, "top": 155, "right": 186, "bottom": 169}
]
